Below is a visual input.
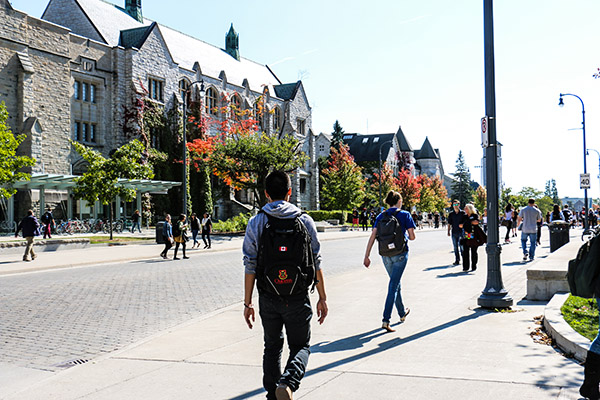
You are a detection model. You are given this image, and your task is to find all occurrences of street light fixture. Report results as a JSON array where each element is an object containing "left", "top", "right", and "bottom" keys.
[
  {"left": 559, "top": 93, "right": 589, "bottom": 230},
  {"left": 378, "top": 139, "right": 393, "bottom": 211},
  {"left": 182, "top": 79, "right": 206, "bottom": 217}
]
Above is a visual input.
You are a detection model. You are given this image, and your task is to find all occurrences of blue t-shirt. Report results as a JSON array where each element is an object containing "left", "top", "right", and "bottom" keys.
[{"left": 374, "top": 208, "right": 416, "bottom": 251}]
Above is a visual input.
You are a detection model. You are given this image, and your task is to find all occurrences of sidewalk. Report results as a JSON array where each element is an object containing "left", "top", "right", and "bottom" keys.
[{"left": 1, "top": 228, "right": 585, "bottom": 399}]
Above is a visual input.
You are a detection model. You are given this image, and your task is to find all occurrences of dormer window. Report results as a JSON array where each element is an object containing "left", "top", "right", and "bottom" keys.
[
  {"left": 373, "top": 137, "right": 379, "bottom": 143},
  {"left": 362, "top": 138, "right": 368, "bottom": 144}
]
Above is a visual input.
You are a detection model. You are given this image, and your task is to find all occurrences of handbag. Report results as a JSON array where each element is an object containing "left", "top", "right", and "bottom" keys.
[
  {"left": 474, "top": 225, "right": 487, "bottom": 247},
  {"left": 174, "top": 235, "right": 183, "bottom": 243}
]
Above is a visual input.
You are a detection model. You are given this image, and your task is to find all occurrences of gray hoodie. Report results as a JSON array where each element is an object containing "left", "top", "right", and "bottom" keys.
[{"left": 243, "top": 200, "right": 321, "bottom": 275}]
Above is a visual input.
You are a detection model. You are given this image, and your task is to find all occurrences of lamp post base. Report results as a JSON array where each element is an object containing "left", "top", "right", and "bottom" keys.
[{"left": 477, "top": 291, "right": 513, "bottom": 309}]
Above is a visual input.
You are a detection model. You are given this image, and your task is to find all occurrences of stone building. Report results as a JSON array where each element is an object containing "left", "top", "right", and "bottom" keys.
[
  {"left": 341, "top": 126, "right": 452, "bottom": 191},
  {"left": 0, "top": 0, "right": 319, "bottom": 222}
]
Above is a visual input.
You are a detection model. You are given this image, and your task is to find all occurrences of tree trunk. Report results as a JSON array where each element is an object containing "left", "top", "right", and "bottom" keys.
[{"left": 109, "top": 201, "right": 114, "bottom": 240}]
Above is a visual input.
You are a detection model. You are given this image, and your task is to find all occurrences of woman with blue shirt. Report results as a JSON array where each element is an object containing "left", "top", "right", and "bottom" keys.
[
  {"left": 550, "top": 204, "right": 564, "bottom": 222},
  {"left": 363, "top": 191, "right": 416, "bottom": 332}
]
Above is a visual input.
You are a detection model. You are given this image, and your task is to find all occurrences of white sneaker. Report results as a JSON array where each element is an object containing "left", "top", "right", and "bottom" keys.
[{"left": 522, "top": 254, "right": 528, "bottom": 262}]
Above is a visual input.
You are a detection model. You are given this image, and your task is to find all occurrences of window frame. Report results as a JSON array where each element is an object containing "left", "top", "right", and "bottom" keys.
[
  {"left": 148, "top": 77, "right": 165, "bottom": 102},
  {"left": 205, "top": 87, "right": 218, "bottom": 116}
]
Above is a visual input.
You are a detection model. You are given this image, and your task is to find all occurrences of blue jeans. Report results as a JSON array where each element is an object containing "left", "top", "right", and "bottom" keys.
[
  {"left": 382, "top": 252, "right": 409, "bottom": 323},
  {"left": 131, "top": 221, "right": 141, "bottom": 233},
  {"left": 451, "top": 232, "right": 463, "bottom": 262},
  {"left": 591, "top": 298, "right": 600, "bottom": 354},
  {"left": 521, "top": 232, "right": 537, "bottom": 259},
  {"left": 191, "top": 229, "right": 199, "bottom": 246},
  {"left": 259, "top": 292, "right": 312, "bottom": 398}
]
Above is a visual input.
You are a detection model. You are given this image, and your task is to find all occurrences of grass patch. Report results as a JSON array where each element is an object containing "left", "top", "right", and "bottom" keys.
[
  {"left": 561, "top": 294, "right": 598, "bottom": 341},
  {"left": 88, "top": 236, "right": 155, "bottom": 245}
]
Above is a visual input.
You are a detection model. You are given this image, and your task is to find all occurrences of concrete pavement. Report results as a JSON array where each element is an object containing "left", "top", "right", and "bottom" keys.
[{"left": 0, "top": 227, "right": 587, "bottom": 399}]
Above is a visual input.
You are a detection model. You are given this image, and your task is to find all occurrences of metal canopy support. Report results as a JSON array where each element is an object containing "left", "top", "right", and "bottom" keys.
[
  {"left": 8, "top": 195, "right": 14, "bottom": 222},
  {"left": 115, "top": 195, "right": 121, "bottom": 219},
  {"left": 136, "top": 191, "right": 142, "bottom": 216},
  {"left": 67, "top": 191, "right": 73, "bottom": 220},
  {"left": 39, "top": 188, "right": 45, "bottom": 216}
]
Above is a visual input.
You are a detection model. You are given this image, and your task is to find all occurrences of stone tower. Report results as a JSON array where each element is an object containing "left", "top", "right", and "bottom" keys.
[
  {"left": 225, "top": 24, "right": 240, "bottom": 61},
  {"left": 125, "top": 0, "right": 143, "bottom": 23}
]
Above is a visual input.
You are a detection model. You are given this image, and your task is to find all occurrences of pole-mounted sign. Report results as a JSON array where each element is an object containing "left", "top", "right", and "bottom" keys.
[
  {"left": 581, "top": 173, "right": 591, "bottom": 189},
  {"left": 481, "top": 116, "right": 489, "bottom": 148}
]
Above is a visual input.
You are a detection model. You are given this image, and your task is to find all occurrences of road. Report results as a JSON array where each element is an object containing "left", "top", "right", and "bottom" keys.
[{"left": 0, "top": 228, "right": 535, "bottom": 373}]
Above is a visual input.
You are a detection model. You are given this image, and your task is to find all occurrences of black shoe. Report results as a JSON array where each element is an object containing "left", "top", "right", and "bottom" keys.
[
  {"left": 471, "top": 266, "right": 477, "bottom": 271},
  {"left": 183, "top": 256, "right": 189, "bottom": 259},
  {"left": 453, "top": 260, "right": 460, "bottom": 266},
  {"left": 203, "top": 245, "right": 208, "bottom": 249},
  {"left": 173, "top": 257, "right": 180, "bottom": 260},
  {"left": 463, "top": 268, "right": 469, "bottom": 272}
]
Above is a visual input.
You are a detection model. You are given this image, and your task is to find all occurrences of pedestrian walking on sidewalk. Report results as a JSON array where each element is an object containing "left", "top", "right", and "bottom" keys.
[
  {"left": 15, "top": 209, "right": 40, "bottom": 262},
  {"left": 459, "top": 204, "right": 481, "bottom": 272},
  {"left": 550, "top": 204, "right": 564, "bottom": 222},
  {"left": 130, "top": 210, "right": 141, "bottom": 233},
  {"left": 447, "top": 200, "right": 465, "bottom": 266},
  {"left": 243, "top": 170, "right": 328, "bottom": 400},
  {"left": 503, "top": 203, "right": 514, "bottom": 243},
  {"left": 41, "top": 208, "right": 54, "bottom": 239},
  {"left": 363, "top": 190, "right": 416, "bottom": 333},
  {"left": 360, "top": 208, "right": 369, "bottom": 231},
  {"left": 160, "top": 214, "right": 174, "bottom": 259},
  {"left": 201, "top": 212, "right": 212, "bottom": 249},
  {"left": 189, "top": 213, "right": 200, "bottom": 248},
  {"left": 172, "top": 214, "right": 189, "bottom": 260},
  {"left": 518, "top": 199, "right": 542, "bottom": 262}
]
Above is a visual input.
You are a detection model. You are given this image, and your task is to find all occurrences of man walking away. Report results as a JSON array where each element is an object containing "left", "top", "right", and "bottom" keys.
[
  {"left": 15, "top": 209, "right": 40, "bottom": 261},
  {"left": 243, "top": 170, "right": 328, "bottom": 400},
  {"left": 563, "top": 205, "right": 572, "bottom": 228},
  {"left": 159, "top": 214, "right": 173, "bottom": 259},
  {"left": 41, "top": 208, "right": 54, "bottom": 239},
  {"left": 131, "top": 210, "right": 141, "bottom": 233},
  {"left": 447, "top": 200, "right": 465, "bottom": 266},
  {"left": 518, "top": 199, "right": 542, "bottom": 262}
]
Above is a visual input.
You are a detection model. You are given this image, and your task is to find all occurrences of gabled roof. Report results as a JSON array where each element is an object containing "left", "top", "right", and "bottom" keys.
[
  {"left": 1, "top": 0, "right": 13, "bottom": 10},
  {"left": 274, "top": 82, "right": 301, "bottom": 100},
  {"left": 46, "top": 0, "right": 282, "bottom": 92},
  {"left": 119, "top": 23, "right": 153, "bottom": 49},
  {"left": 415, "top": 137, "right": 439, "bottom": 159},
  {"left": 395, "top": 126, "right": 413, "bottom": 152},
  {"left": 342, "top": 133, "right": 395, "bottom": 163}
]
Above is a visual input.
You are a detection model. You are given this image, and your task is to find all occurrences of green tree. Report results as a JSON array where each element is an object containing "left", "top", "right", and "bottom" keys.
[
  {"left": 367, "top": 164, "right": 396, "bottom": 210},
  {"left": 0, "top": 102, "right": 36, "bottom": 198},
  {"left": 450, "top": 151, "right": 474, "bottom": 206},
  {"left": 544, "top": 179, "right": 561, "bottom": 206},
  {"left": 72, "top": 139, "right": 154, "bottom": 239},
  {"left": 320, "top": 143, "right": 365, "bottom": 210},
  {"left": 417, "top": 175, "right": 448, "bottom": 212},
  {"left": 473, "top": 186, "right": 487, "bottom": 215},
  {"left": 331, "top": 120, "right": 345, "bottom": 148}
]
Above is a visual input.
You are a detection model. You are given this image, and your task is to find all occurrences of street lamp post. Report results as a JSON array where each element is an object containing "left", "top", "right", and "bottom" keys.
[
  {"left": 587, "top": 148, "right": 600, "bottom": 192},
  {"left": 559, "top": 93, "right": 589, "bottom": 230},
  {"left": 378, "top": 139, "right": 393, "bottom": 211},
  {"left": 477, "top": 0, "right": 513, "bottom": 309},
  {"left": 181, "top": 80, "right": 205, "bottom": 217}
]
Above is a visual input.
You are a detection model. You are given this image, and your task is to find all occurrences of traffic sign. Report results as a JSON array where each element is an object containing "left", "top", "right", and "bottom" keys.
[
  {"left": 481, "top": 117, "right": 489, "bottom": 148},
  {"left": 581, "top": 173, "right": 591, "bottom": 189}
]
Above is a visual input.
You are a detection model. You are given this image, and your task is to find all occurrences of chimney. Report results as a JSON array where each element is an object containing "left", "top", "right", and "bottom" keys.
[{"left": 125, "top": 0, "right": 143, "bottom": 23}]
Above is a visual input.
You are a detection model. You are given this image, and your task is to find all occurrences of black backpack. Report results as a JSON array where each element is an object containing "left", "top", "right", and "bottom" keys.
[
  {"left": 568, "top": 234, "right": 600, "bottom": 298},
  {"left": 256, "top": 211, "right": 316, "bottom": 296},
  {"left": 376, "top": 209, "right": 407, "bottom": 257},
  {"left": 172, "top": 221, "right": 181, "bottom": 237}
]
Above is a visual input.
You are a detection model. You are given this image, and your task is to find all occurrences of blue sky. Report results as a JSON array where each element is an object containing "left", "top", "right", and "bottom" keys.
[{"left": 9, "top": 0, "right": 600, "bottom": 199}]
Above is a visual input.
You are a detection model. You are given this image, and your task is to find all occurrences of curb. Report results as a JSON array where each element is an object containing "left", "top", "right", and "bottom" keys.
[{"left": 543, "top": 292, "right": 590, "bottom": 362}]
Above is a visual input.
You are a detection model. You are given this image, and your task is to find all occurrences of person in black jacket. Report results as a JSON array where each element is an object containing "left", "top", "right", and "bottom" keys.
[
  {"left": 190, "top": 213, "right": 201, "bottom": 249},
  {"left": 15, "top": 209, "right": 40, "bottom": 262}
]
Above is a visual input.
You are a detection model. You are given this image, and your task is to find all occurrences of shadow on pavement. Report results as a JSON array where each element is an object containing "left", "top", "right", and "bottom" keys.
[
  {"left": 436, "top": 270, "right": 471, "bottom": 278},
  {"left": 423, "top": 264, "right": 455, "bottom": 271},
  {"left": 311, "top": 328, "right": 387, "bottom": 353},
  {"left": 230, "top": 310, "right": 485, "bottom": 400}
]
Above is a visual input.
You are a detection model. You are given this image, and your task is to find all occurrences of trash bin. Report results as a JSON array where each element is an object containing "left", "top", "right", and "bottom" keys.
[
  {"left": 548, "top": 220, "right": 570, "bottom": 252},
  {"left": 156, "top": 221, "right": 165, "bottom": 244}
]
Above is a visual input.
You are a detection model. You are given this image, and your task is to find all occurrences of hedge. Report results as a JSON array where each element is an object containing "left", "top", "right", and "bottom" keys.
[{"left": 305, "top": 210, "right": 348, "bottom": 224}]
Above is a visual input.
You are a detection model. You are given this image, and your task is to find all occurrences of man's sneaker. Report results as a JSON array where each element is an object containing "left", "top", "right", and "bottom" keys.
[
  {"left": 275, "top": 384, "right": 293, "bottom": 400},
  {"left": 381, "top": 322, "right": 396, "bottom": 332},
  {"left": 453, "top": 260, "right": 460, "bottom": 266},
  {"left": 522, "top": 254, "right": 528, "bottom": 262},
  {"left": 400, "top": 308, "right": 411, "bottom": 322}
]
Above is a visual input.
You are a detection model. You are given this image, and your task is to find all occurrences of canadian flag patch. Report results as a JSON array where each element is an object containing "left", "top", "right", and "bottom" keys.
[{"left": 279, "top": 246, "right": 287, "bottom": 252}]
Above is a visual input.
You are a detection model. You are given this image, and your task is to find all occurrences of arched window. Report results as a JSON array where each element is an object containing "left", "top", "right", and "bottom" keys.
[
  {"left": 230, "top": 94, "right": 242, "bottom": 119},
  {"left": 253, "top": 101, "right": 262, "bottom": 128},
  {"left": 273, "top": 107, "right": 282, "bottom": 132},
  {"left": 179, "top": 79, "right": 190, "bottom": 102},
  {"left": 205, "top": 87, "right": 218, "bottom": 116}
]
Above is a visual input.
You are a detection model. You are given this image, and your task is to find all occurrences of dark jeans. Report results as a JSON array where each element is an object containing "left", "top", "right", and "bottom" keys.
[
  {"left": 202, "top": 229, "right": 211, "bottom": 247},
  {"left": 160, "top": 237, "right": 172, "bottom": 257},
  {"left": 174, "top": 241, "right": 186, "bottom": 258},
  {"left": 259, "top": 292, "right": 312, "bottom": 399},
  {"left": 463, "top": 244, "right": 478, "bottom": 270},
  {"left": 191, "top": 229, "right": 199, "bottom": 246},
  {"left": 505, "top": 221, "right": 513, "bottom": 241},
  {"left": 451, "top": 231, "right": 463, "bottom": 262}
]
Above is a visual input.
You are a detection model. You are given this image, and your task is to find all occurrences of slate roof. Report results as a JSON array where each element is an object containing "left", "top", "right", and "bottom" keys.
[
  {"left": 119, "top": 24, "right": 153, "bottom": 49},
  {"left": 395, "top": 126, "right": 413, "bottom": 152},
  {"left": 274, "top": 82, "right": 301, "bottom": 100},
  {"left": 56, "top": 0, "right": 282, "bottom": 93},
  {"left": 415, "top": 137, "right": 439, "bottom": 159},
  {"left": 342, "top": 133, "right": 395, "bottom": 163}
]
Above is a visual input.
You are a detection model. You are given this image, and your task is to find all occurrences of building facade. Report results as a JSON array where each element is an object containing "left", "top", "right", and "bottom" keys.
[{"left": 0, "top": 0, "right": 319, "bottom": 222}]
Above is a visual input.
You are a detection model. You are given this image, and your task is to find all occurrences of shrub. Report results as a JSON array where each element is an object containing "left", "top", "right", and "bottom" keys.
[
  {"left": 306, "top": 210, "right": 347, "bottom": 224},
  {"left": 213, "top": 213, "right": 252, "bottom": 233}
]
